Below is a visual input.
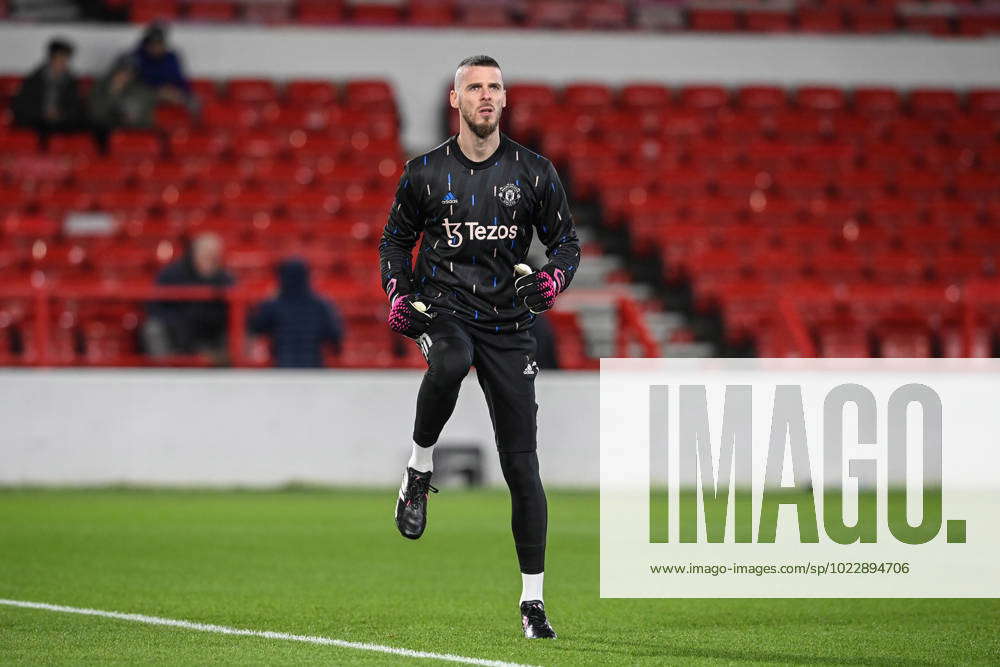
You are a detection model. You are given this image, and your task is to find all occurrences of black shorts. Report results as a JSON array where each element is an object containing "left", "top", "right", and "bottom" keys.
[{"left": 416, "top": 314, "right": 539, "bottom": 453}]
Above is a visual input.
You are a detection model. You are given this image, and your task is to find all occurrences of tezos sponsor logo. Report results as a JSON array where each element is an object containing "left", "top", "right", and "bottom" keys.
[{"left": 443, "top": 220, "right": 518, "bottom": 247}]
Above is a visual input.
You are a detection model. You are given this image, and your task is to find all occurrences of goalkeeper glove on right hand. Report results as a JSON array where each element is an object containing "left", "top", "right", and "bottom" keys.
[{"left": 388, "top": 293, "right": 435, "bottom": 339}]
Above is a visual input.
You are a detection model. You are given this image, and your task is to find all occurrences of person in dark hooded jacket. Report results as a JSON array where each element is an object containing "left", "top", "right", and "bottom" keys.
[{"left": 248, "top": 259, "right": 344, "bottom": 368}]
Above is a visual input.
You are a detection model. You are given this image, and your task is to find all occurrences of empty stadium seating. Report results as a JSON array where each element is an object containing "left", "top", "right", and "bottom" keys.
[
  {"left": 490, "top": 81, "right": 1000, "bottom": 357},
  {"left": 0, "top": 74, "right": 592, "bottom": 367},
  {"left": 4, "top": 74, "right": 999, "bottom": 364}
]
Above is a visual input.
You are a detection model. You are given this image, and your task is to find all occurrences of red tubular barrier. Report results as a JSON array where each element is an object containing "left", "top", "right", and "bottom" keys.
[
  {"left": 615, "top": 296, "right": 661, "bottom": 357},
  {"left": 778, "top": 294, "right": 816, "bottom": 357},
  {"left": 2, "top": 284, "right": 242, "bottom": 368},
  {"left": 35, "top": 288, "right": 50, "bottom": 366}
]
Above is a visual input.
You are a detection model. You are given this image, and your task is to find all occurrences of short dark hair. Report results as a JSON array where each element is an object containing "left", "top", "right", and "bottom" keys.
[
  {"left": 47, "top": 38, "right": 74, "bottom": 59},
  {"left": 454, "top": 55, "right": 501, "bottom": 89},
  {"left": 457, "top": 55, "right": 500, "bottom": 71}
]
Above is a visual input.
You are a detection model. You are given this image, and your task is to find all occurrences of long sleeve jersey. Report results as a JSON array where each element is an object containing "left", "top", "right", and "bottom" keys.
[{"left": 378, "top": 133, "right": 581, "bottom": 333}]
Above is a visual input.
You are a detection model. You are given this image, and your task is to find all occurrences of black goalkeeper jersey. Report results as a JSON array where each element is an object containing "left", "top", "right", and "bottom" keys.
[{"left": 378, "top": 133, "right": 581, "bottom": 333}]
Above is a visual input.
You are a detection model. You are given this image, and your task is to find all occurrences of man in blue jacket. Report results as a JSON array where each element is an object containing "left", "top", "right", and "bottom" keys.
[
  {"left": 132, "top": 24, "right": 194, "bottom": 109},
  {"left": 248, "top": 259, "right": 344, "bottom": 368}
]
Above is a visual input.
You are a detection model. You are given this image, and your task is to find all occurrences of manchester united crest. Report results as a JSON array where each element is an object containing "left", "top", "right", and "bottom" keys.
[{"left": 497, "top": 183, "right": 522, "bottom": 208}]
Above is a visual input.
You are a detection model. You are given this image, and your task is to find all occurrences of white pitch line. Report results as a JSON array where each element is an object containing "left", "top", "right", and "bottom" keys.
[{"left": 0, "top": 599, "right": 539, "bottom": 667}]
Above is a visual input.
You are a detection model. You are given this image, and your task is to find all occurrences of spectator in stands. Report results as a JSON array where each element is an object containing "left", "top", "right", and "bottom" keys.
[
  {"left": 144, "top": 232, "right": 233, "bottom": 362},
  {"left": 248, "top": 258, "right": 344, "bottom": 368},
  {"left": 89, "top": 55, "right": 156, "bottom": 148},
  {"left": 131, "top": 24, "right": 195, "bottom": 109},
  {"left": 12, "top": 37, "right": 85, "bottom": 142}
]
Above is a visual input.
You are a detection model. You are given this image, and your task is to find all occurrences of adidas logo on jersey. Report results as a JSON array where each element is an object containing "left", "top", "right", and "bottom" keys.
[
  {"left": 523, "top": 360, "right": 539, "bottom": 376},
  {"left": 441, "top": 191, "right": 459, "bottom": 205}
]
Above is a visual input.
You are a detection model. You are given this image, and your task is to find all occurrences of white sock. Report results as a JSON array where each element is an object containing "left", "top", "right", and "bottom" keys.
[
  {"left": 408, "top": 442, "right": 435, "bottom": 473},
  {"left": 520, "top": 572, "right": 544, "bottom": 603}
]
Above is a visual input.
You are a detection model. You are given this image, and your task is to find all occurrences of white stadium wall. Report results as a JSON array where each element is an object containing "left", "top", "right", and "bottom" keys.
[
  {"left": 0, "top": 370, "right": 600, "bottom": 487},
  {"left": 2, "top": 369, "right": 999, "bottom": 489},
  {"left": 0, "top": 24, "right": 997, "bottom": 151}
]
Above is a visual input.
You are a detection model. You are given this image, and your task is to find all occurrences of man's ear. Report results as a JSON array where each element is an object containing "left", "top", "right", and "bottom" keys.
[{"left": 449, "top": 89, "right": 459, "bottom": 109}]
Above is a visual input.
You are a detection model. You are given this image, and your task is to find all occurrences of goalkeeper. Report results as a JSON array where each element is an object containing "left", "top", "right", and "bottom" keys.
[{"left": 377, "top": 55, "right": 581, "bottom": 639}]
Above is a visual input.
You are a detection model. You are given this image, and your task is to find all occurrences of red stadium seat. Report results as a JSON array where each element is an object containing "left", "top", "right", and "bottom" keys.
[
  {"left": 678, "top": 85, "right": 730, "bottom": 111},
  {"left": 48, "top": 134, "right": 100, "bottom": 159},
  {"left": 527, "top": 0, "right": 582, "bottom": 29},
  {"left": 169, "top": 130, "right": 230, "bottom": 158},
  {"left": 838, "top": 168, "right": 887, "bottom": 200},
  {"left": 0, "top": 75, "right": 23, "bottom": 100},
  {"left": 166, "top": 188, "right": 220, "bottom": 216},
  {"left": 409, "top": 3, "right": 454, "bottom": 25},
  {"left": 506, "top": 83, "right": 558, "bottom": 110},
  {"left": 563, "top": 84, "right": 614, "bottom": 110},
  {"left": 201, "top": 101, "right": 258, "bottom": 130},
  {"left": 267, "top": 106, "right": 331, "bottom": 131},
  {"left": 185, "top": 1, "right": 237, "bottom": 22},
  {"left": 745, "top": 10, "right": 793, "bottom": 32},
  {"left": 231, "top": 131, "right": 284, "bottom": 159},
  {"left": 285, "top": 79, "right": 338, "bottom": 105},
  {"left": 131, "top": 0, "right": 179, "bottom": 23},
  {"left": 864, "top": 197, "right": 922, "bottom": 229},
  {"left": 456, "top": 5, "right": 510, "bottom": 28},
  {"left": 619, "top": 84, "right": 672, "bottom": 109},
  {"left": 189, "top": 78, "right": 221, "bottom": 103},
  {"left": 351, "top": 3, "right": 402, "bottom": 24},
  {"left": 109, "top": 132, "right": 162, "bottom": 160},
  {"left": 583, "top": 2, "right": 628, "bottom": 30},
  {"left": 284, "top": 189, "right": 344, "bottom": 219},
  {"left": 75, "top": 159, "right": 134, "bottom": 193},
  {"left": 227, "top": 78, "right": 279, "bottom": 104},
  {"left": 901, "top": 14, "right": 952, "bottom": 37},
  {"left": 948, "top": 117, "right": 997, "bottom": 149},
  {"left": 343, "top": 80, "right": 394, "bottom": 109},
  {"left": 3, "top": 212, "right": 59, "bottom": 238},
  {"left": 243, "top": 1, "right": 293, "bottom": 23},
  {"left": 909, "top": 89, "right": 962, "bottom": 116},
  {"left": 927, "top": 200, "right": 980, "bottom": 228},
  {"left": 98, "top": 189, "right": 156, "bottom": 215},
  {"left": 796, "top": 86, "right": 847, "bottom": 112},
  {"left": 850, "top": 10, "right": 897, "bottom": 34},
  {"left": 0, "top": 130, "right": 39, "bottom": 154},
  {"left": 154, "top": 105, "right": 194, "bottom": 133},
  {"left": 967, "top": 89, "right": 1000, "bottom": 114},
  {"left": 853, "top": 87, "right": 902, "bottom": 115},
  {"left": 297, "top": 0, "right": 344, "bottom": 23},
  {"left": 689, "top": 9, "right": 740, "bottom": 31},
  {"left": 798, "top": 8, "right": 846, "bottom": 32}
]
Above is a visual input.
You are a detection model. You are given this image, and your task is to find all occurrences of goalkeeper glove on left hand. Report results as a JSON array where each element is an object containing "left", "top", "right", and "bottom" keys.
[{"left": 514, "top": 263, "right": 565, "bottom": 314}]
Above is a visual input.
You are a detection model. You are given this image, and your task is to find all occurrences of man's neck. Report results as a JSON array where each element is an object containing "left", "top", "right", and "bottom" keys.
[{"left": 456, "top": 125, "right": 500, "bottom": 163}]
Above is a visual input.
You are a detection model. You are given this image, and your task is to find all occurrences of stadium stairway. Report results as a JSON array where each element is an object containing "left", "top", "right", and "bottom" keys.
[{"left": 540, "top": 223, "right": 714, "bottom": 359}]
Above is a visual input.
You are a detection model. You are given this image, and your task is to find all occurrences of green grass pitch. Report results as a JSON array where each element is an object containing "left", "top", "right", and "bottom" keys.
[{"left": 1, "top": 488, "right": 997, "bottom": 665}]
